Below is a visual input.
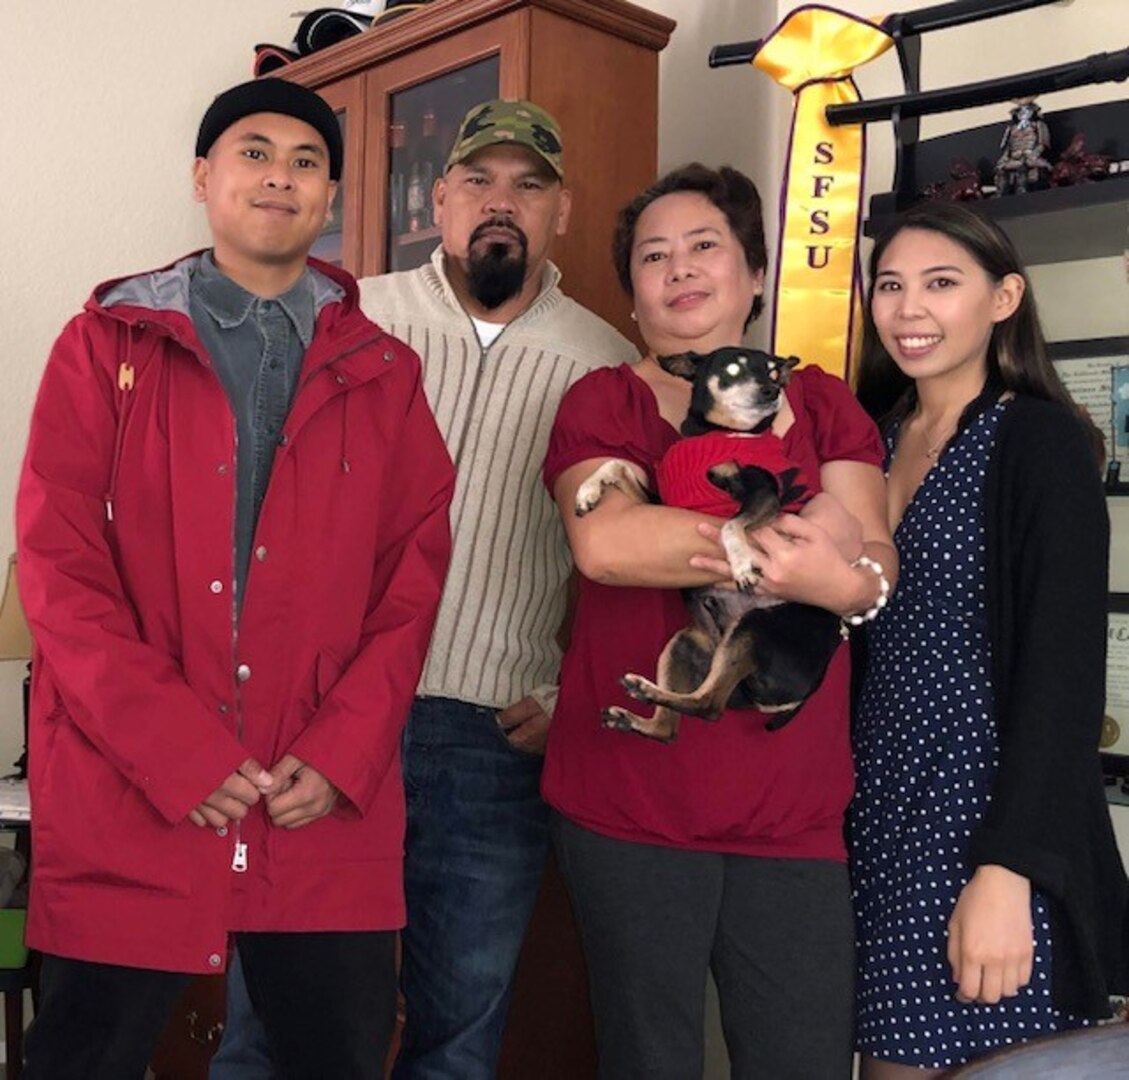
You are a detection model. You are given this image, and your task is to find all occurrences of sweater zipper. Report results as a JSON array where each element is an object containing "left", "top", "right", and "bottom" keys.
[{"left": 450, "top": 316, "right": 514, "bottom": 467}]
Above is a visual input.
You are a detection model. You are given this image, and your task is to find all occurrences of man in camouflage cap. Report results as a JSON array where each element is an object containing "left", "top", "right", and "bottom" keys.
[
  {"left": 425, "top": 97, "right": 571, "bottom": 322},
  {"left": 445, "top": 98, "right": 564, "bottom": 179},
  {"left": 362, "top": 99, "right": 636, "bottom": 1077}
]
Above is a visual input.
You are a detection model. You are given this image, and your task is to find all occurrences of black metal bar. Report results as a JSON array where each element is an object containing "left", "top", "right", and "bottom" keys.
[
  {"left": 889, "top": 31, "right": 922, "bottom": 211},
  {"left": 708, "top": 39, "right": 761, "bottom": 68},
  {"left": 827, "top": 49, "right": 1129, "bottom": 126},
  {"left": 882, "top": 0, "right": 1061, "bottom": 36},
  {"left": 707, "top": 0, "right": 1061, "bottom": 70}
]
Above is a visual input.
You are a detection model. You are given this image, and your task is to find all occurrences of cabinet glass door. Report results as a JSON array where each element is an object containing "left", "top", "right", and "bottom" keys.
[
  {"left": 310, "top": 78, "right": 364, "bottom": 274},
  {"left": 311, "top": 111, "right": 348, "bottom": 266},
  {"left": 385, "top": 55, "right": 500, "bottom": 272}
]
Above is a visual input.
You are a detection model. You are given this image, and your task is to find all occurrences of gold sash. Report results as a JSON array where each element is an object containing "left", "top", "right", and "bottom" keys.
[{"left": 754, "top": 8, "right": 892, "bottom": 379}]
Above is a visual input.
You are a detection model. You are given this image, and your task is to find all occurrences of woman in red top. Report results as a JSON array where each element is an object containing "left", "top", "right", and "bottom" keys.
[{"left": 542, "top": 164, "right": 896, "bottom": 1078}]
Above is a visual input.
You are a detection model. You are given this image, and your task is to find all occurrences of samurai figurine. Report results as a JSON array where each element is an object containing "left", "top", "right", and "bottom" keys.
[{"left": 994, "top": 98, "right": 1051, "bottom": 195}]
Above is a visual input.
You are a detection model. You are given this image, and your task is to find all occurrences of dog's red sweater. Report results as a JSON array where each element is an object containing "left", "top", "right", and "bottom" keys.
[{"left": 655, "top": 430, "right": 810, "bottom": 518}]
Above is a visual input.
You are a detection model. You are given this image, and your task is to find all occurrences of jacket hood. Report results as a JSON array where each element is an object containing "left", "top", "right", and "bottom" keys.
[{"left": 90, "top": 252, "right": 354, "bottom": 330}]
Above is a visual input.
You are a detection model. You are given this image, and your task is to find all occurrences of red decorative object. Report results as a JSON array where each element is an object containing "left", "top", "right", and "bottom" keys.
[
  {"left": 1050, "top": 132, "right": 1112, "bottom": 187},
  {"left": 922, "top": 157, "right": 985, "bottom": 202}
]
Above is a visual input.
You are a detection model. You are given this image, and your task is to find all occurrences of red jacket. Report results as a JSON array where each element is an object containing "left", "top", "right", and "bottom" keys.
[{"left": 17, "top": 255, "right": 455, "bottom": 973}]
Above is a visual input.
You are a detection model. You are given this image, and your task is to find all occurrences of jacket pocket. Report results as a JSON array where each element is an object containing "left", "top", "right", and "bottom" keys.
[
  {"left": 316, "top": 648, "right": 346, "bottom": 705},
  {"left": 35, "top": 717, "right": 193, "bottom": 899}
]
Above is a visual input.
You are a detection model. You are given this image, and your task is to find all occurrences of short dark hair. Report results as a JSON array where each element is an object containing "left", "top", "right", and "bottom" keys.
[{"left": 611, "top": 163, "right": 768, "bottom": 326}]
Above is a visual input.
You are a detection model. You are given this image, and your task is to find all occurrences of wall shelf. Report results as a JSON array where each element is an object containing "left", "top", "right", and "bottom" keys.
[{"left": 864, "top": 99, "right": 1129, "bottom": 266}]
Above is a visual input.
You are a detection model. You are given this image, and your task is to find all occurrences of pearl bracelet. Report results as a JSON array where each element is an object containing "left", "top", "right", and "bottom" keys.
[{"left": 845, "top": 555, "right": 890, "bottom": 626}]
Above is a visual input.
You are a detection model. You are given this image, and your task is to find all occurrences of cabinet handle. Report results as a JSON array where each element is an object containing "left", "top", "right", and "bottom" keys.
[{"left": 185, "top": 1009, "right": 225, "bottom": 1046}]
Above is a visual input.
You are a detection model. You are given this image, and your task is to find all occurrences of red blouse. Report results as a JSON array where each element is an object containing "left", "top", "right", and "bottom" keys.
[{"left": 542, "top": 363, "right": 884, "bottom": 859}]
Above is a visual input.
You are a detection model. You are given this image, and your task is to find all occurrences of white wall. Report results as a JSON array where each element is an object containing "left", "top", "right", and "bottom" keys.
[{"left": 2, "top": 2, "right": 297, "bottom": 549}]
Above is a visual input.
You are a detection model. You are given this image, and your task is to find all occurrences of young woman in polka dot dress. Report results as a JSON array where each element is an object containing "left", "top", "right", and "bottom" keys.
[{"left": 850, "top": 202, "right": 1129, "bottom": 1078}]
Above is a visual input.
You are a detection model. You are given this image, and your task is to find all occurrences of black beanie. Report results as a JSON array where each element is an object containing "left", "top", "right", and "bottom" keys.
[{"left": 195, "top": 78, "right": 343, "bottom": 180}]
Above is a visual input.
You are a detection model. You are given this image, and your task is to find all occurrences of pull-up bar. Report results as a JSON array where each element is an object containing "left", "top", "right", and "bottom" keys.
[
  {"left": 708, "top": 0, "right": 1059, "bottom": 69},
  {"left": 826, "top": 48, "right": 1129, "bottom": 126}
]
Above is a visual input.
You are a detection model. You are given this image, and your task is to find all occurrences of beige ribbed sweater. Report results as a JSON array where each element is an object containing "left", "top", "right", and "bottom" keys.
[{"left": 359, "top": 247, "right": 638, "bottom": 710}]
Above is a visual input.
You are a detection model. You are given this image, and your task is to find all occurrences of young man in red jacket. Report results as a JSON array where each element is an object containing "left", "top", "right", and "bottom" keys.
[{"left": 16, "top": 77, "right": 454, "bottom": 1078}]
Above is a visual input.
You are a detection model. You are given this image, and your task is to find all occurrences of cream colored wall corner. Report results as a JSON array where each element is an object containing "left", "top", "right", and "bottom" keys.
[
  {"left": 0, "top": 1, "right": 295, "bottom": 772},
  {"left": 643, "top": 0, "right": 781, "bottom": 349},
  {"left": 1, "top": 1, "right": 296, "bottom": 555}
]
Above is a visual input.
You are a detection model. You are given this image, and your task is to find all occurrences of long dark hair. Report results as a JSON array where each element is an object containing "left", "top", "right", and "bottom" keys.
[
  {"left": 611, "top": 163, "right": 767, "bottom": 328},
  {"left": 854, "top": 201, "right": 1103, "bottom": 462}
]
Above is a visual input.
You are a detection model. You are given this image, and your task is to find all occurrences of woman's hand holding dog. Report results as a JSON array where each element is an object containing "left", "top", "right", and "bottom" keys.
[
  {"left": 692, "top": 512, "right": 864, "bottom": 614},
  {"left": 947, "top": 865, "right": 1034, "bottom": 1005},
  {"left": 747, "top": 514, "right": 869, "bottom": 613}
]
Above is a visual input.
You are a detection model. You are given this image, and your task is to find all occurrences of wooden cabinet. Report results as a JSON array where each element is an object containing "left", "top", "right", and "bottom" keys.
[{"left": 285, "top": 0, "right": 675, "bottom": 340}]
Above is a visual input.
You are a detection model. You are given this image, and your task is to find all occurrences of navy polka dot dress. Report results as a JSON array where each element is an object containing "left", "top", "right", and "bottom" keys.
[{"left": 850, "top": 401, "right": 1085, "bottom": 1068}]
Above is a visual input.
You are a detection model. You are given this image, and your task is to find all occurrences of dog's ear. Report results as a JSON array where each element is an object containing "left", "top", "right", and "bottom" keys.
[
  {"left": 771, "top": 354, "right": 802, "bottom": 385},
  {"left": 656, "top": 352, "right": 701, "bottom": 381}
]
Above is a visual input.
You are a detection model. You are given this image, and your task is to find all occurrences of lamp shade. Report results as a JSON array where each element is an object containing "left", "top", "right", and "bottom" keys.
[{"left": 0, "top": 556, "right": 33, "bottom": 661}]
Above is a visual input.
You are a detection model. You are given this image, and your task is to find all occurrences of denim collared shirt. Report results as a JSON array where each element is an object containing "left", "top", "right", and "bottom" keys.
[{"left": 189, "top": 252, "right": 314, "bottom": 613}]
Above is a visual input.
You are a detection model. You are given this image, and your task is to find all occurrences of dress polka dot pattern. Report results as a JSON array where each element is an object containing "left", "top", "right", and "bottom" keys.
[{"left": 850, "top": 401, "right": 1085, "bottom": 1068}]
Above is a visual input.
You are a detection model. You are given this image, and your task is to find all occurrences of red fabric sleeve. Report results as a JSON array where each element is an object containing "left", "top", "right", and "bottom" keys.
[
  {"left": 792, "top": 365, "right": 884, "bottom": 467},
  {"left": 542, "top": 366, "right": 666, "bottom": 494}
]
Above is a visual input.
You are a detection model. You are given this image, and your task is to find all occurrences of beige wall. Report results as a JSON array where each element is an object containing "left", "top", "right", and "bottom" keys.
[{"left": 0, "top": 1, "right": 295, "bottom": 769}]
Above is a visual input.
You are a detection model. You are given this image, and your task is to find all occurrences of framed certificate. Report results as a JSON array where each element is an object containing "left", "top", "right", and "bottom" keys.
[
  {"left": 1049, "top": 337, "right": 1129, "bottom": 495},
  {"left": 1102, "top": 594, "right": 1129, "bottom": 764}
]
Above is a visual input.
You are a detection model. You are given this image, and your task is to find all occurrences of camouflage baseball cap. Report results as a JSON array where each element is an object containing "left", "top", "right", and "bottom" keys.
[{"left": 444, "top": 99, "right": 564, "bottom": 180}]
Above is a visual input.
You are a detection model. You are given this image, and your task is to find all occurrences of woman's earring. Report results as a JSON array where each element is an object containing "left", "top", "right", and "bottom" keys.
[{"left": 630, "top": 311, "right": 637, "bottom": 322}]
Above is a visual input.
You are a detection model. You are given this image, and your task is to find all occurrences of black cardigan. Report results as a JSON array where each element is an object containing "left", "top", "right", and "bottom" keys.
[{"left": 968, "top": 394, "right": 1129, "bottom": 1017}]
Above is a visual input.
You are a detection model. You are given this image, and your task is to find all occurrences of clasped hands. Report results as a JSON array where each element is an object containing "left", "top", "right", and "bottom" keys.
[{"left": 188, "top": 754, "right": 338, "bottom": 831}]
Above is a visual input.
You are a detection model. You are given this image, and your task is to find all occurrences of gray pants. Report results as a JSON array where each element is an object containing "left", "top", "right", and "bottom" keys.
[{"left": 552, "top": 813, "right": 855, "bottom": 1080}]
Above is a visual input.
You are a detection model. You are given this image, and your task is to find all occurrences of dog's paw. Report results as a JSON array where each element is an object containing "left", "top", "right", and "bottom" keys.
[
  {"left": 574, "top": 492, "right": 598, "bottom": 517},
  {"left": 574, "top": 474, "right": 607, "bottom": 517},
  {"left": 706, "top": 461, "right": 740, "bottom": 484},
  {"left": 602, "top": 707, "right": 636, "bottom": 732},
  {"left": 732, "top": 557, "right": 762, "bottom": 593},
  {"left": 619, "top": 673, "right": 659, "bottom": 702}
]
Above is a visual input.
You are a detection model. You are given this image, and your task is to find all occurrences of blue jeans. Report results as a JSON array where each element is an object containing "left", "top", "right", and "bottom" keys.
[
  {"left": 393, "top": 696, "right": 550, "bottom": 1078},
  {"left": 211, "top": 697, "right": 549, "bottom": 1080},
  {"left": 209, "top": 951, "right": 273, "bottom": 1079}
]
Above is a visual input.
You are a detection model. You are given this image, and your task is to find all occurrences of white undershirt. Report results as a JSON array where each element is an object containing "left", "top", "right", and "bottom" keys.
[{"left": 471, "top": 317, "right": 506, "bottom": 348}]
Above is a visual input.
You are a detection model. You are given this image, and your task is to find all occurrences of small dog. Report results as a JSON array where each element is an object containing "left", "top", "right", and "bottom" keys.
[{"left": 575, "top": 347, "right": 846, "bottom": 742}]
